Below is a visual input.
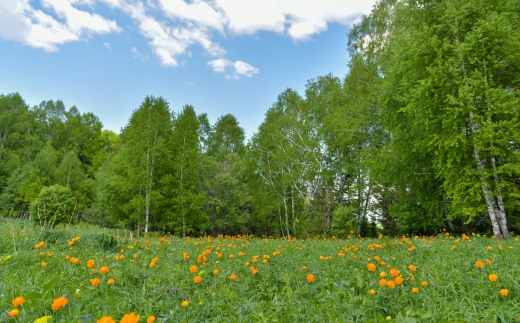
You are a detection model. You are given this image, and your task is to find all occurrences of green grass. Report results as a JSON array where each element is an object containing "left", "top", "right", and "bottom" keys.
[{"left": 1, "top": 220, "right": 519, "bottom": 322}]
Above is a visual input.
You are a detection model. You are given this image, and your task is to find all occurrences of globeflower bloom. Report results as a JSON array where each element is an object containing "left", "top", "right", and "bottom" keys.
[
  {"left": 500, "top": 289, "right": 509, "bottom": 296},
  {"left": 390, "top": 269, "right": 400, "bottom": 277},
  {"left": 307, "top": 273, "right": 315, "bottom": 283},
  {"left": 87, "top": 259, "right": 95, "bottom": 268},
  {"left": 368, "top": 263, "right": 376, "bottom": 272},
  {"left": 90, "top": 278, "right": 100, "bottom": 287},
  {"left": 100, "top": 266, "right": 110, "bottom": 274},
  {"left": 181, "top": 301, "right": 189, "bottom": 307},
  {"left": 369, "top": 289, "right": 376, "bottom": 295},
  {"left": 412, "top": 287, "right": 419, "bottom": 294},
  {"left": 489, "top": 274, "right": 498, "bottom": 282},
  {"left": 194, "top": 276, "right": 201, "bottom": 284},
  {"left": 147, "top": 316, "right": 155, "bottom": 323},
  {"left": 97, "top": 316, "right": 116, "bottom": 323},
  {"left": 386, "top": 280, "right": 396, "bottom": 289},
  {"left": 475, "top": 260, "right": 484, "bottom": 268},
  {"left": 189, "top": 265, "right": 197, "bottom": 273},
  {"left": 12, "top": 296, "right": 25, "bottom": 307},
  {"left": 51, "top": 296, "right": 68, "bottom": 310},
  {"left": 408, "top": 265, "right": 416, "bottom": 271},
  {"left": 421, "top": 281, "right": 428, "bottom": 287},
  {"left": 107, "top": 278, "right": 115, "bottom": 285},
  {"left": 8, "top": 309, "right": 19, "bottom": 318},
  {"left": 120, "top": 312, "right": 140, "bottom": 323},
  {"left": 230, "top": 274, "right": 237, "bottom": 280}
]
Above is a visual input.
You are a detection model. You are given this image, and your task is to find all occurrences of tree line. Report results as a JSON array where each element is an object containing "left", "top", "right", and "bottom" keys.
[{"left": 1, "top": 0, "right": 519, "bottom": 238}]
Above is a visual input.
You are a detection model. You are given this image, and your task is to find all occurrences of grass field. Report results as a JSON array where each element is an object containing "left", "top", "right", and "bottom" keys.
[{"left": 1, "top": 220, "right": 519, "bottom": 323}]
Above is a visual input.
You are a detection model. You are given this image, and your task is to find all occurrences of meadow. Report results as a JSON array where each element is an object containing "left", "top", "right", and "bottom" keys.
[{"left": 1, "top": 220, "right": 519, "bottom": 323}]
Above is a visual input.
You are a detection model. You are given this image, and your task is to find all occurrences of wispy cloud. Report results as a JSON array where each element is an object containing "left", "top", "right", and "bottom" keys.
[
  {"left": 0, "top": 0, "right": 120, "bottom": 52},
  {"left": 207, "top": 58, "right": 259, "bottom": 79},
  {"left": 0, "top": 0, "right": 376, "bottom": 72},
  {"left": 103, "top": 41, "right": 111, "bottom": 49}
]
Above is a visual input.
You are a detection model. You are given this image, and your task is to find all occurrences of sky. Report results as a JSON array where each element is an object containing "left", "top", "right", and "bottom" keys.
[{"left": 0, "top": 0, "right": 377, "bottom": 138}]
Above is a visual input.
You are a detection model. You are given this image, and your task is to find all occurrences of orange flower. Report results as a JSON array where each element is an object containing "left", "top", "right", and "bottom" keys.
[
  {"left": 213, "top": 269, "right": 219, "bottom": 275},
  {"left": 8, "top": 309, "right": 19, "bottom": 318},
  {"left": 489, "top": 274, "right": 498, "bottom": 282},
  {"left": 107, "top": 278, "right": 115, "bottom": 285},
  {"left": 500, "top": 289, "right": 509, "bottom": 296},
  {"left": 379, "top": 279, "right": 387, "bottom": 286},
  {"left": 369, "top": 289, "right": 376, "bottom": 295},
  {"left": 51, "top": 296, "right": 68, "bottom": 310},
  {"left": 181, "top": 300, "right": 189, "bottom": 307},
  {"left": 90, "top": 278, "right": 101, "bottom": 287},
  {"left": 100, "top": 266, "right": 110, "bottom": 274},
  {"left": 408, "top": 265, "right": 416, "bottom": 271},
  {"left": 421, "top": 281, "right": 428, "bottom": 287},
  {"left": 70, "top": 257, "right": 80, "bottom": 264},
  {"left": 34, "top": 241, "right": 45, "bottom": 249},
  {"left": 475, "top": 260, "right": 484, "bottom": 268},
  {"left": 194, "top": 276, "right": 201, "bottom": 284},
  {"left": 120, "top": 312, "right": 140, "bottom": 323},
  {"left": 386, "top": 280, "right": 396, "bottom": 289},
  {"left": 487, "top": 246, "right": 492, "bottom": 251},
  {"left": 12, "top": 296, "right": 25, "bottom": 307},
  {"left": 486, "top": 259, "right": 492, "bottom": 264},
  {"left": 368, "top": 263, "right": 376, "bottom": 272},
  {"left": 41, "top": 262, "right": 47, "bottom": 267},
  {"left": 147, "top": 316, "right": 155, "bottom": 323},
  {"left": 302, "top": 266, "right": 307, "bottom": 270},
  {"left": 379, "top": 272, "right": 387, "bottom": 278},
  {"left": 183, "top": 252, "right": 189, "bottom": 260},
  {"left": 189, "top": 265, "right": 198, "bottom": 273},
  {"left": 374, "top": 256, "right": 380, "bottom": 261},
  {"left": 395, "top": 276, "right": 404, "bottom": 285},
  {"left": 412, "top": 287, "right": 419, "bottom": 294},
  {"left": 97, "top": 316, "right": 116, "bottom": 323},
  {"left": 230, "top": 274, "right": 237, "bottom": 280},
  {"left": 307, "top": 273, "right": 315, "bottom": 283},
  {"left": 389, "top": 268, "right": 400, "bottom": 277},
  {"left": 87, "top": 259, "right": 95, "bottom": 268}
]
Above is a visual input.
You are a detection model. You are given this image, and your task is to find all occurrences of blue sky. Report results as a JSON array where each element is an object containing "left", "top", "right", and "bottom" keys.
[{"left": 0, "top": 0, "right": 376, "bottom": 138}]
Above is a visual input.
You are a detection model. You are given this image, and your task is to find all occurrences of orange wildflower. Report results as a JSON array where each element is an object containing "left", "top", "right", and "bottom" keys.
[
  {"left": 379, "top": 272, "right": 387, "bottom": 278},
  {"left": 51, "top": 296, "right": 68, "bottom": 310},
  {"left": 147, "top": 316, "right": 155, "bottom": 323},
  {"left": 368, "top": 263, "right": 376, "bottom": 272},
  {"left": 395, "top": 276, "right": 404, "bottom": 285},
  {"left": 486, "top": 259, "right": 492, "bottom": 264},
  {"left": 107, "top": 278, "right": 115, "bottom": 285},
  {"left": 390, "top": 268, "right": 400, "bottom": 277},
  {"left": 189, "top": 265, "right": 198, "bottom": 273},
  {"left": 97, "top": 316, "right": 116, "bottom": 323},
  {"left": 87, "top": 259, "right": 95, "bottom": 268},
  {"left": 374, "top": 256, "right": 380, "bottom": 261},
  {"left": 181, "top": 300, "right": 189, "bottom": 307},
  {"left": 70, "top": 257, "right": 80, "bottom": 264},
  {"left": 412, "top": 287, "right": 419, "bottom": 294},
  {"left": 100, "top": 266, "right": 110, "bottom": 274},
  {"left": 230, "top": 274, "right": 237, "bottom": 280},
  {"left": 302, "top": 266, "right": 307, "bottom": 270},
  {"left": 379, "top": 279, "right": 387, "bottom": 286},
  {"left": 194, "top": 276, "right": 201, "bottom": 284},
  {"left": 386, "top": 280, "right": 396, "bottom": 289},
  {"left": 408, "top": 265, "right": 416, "bottom": 271},
  {"left": 90, "top": 278, "right": 100, "bottom": 287},
  {"left": 213, "top": 269, "right": 219, "bottom": 275},
  {"left": 8, "top": 309, "right": 19, "bottom": 318},
  {"left": 487, "top": 246, "right": 492, "bottom": 251},
  {"left": 421, "top": 281, "right": 428, "bottom": 287},
  {"left": 489, "top": 274, "right": 498, "bottom": 282},
  {"left": 41, "top": 261, "right": 47, "bottom": 267},
  {"left": 34, "top": 241, "right": 45, "bottom": 249},
  {"left": 12, "top": 296, "right": 25, "bottom": 307},
  {"left": 500, "top": 289, "right": 509, "bottom": 296},
  {"left": 183, "top": 252, "right": 189, "bottom": 260},
  {"left": 475, "top": 260, "right": 484, "bottom": 268},
  {"left": 307, "top": 273, "right": 315, "bottom": 283},
  {"left": 369, "top": 289, "right": 376, "bottom": 295},
  {"left": 120, "top": 312, "right": 140, "bottom": 323}
]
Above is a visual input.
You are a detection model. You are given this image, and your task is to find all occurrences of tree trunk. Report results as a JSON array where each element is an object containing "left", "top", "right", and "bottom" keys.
[
  {"left": 292, "top": 184, "right": 296, "bottom": 238},
  {"left": 283, "top": 191, "right": 290, "bottom": 239}
]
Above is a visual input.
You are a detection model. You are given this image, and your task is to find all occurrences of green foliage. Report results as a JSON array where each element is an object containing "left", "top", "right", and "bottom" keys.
[
  {"left": 30, "top": 184, "right": 76, "bottom": 228},
  {"left": 330, "top": 205, "right": 358, "bottom": 238}
]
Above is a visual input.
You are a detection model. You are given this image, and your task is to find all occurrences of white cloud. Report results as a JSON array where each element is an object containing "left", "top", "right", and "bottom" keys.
[
  {"left": 103, "top": 41, "right": 111, "bottom": 49},
  {"left": 207, "top": 58, "right": 259, "bottom": 79},
  {"left": 0, "top": 0, "right": 119, "bottom": 52},
  {"left": 0, "top": 0, "right": 376, "bottom": 71}
]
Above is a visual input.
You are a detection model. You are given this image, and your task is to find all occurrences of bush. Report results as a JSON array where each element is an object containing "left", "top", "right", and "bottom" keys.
[{"left": 30, "top": 184, "right": 76, "bottom": 228}]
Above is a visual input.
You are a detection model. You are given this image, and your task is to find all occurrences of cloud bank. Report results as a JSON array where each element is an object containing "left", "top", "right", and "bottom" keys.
[{"left": 0, "top": 0, "right": 376, "bottom": 78}]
